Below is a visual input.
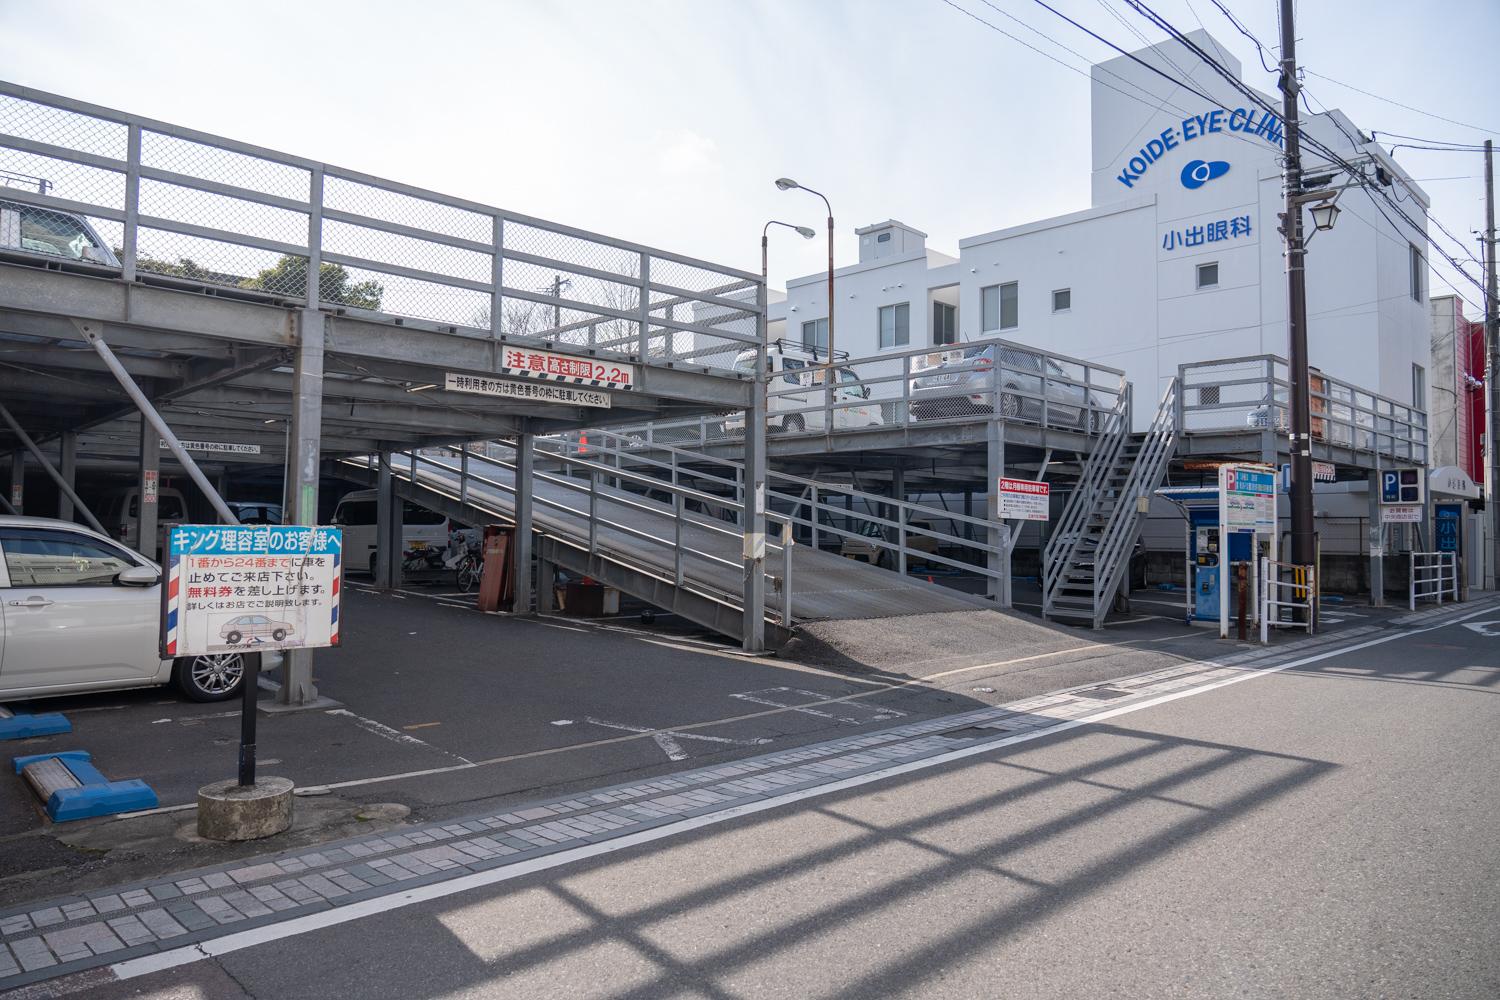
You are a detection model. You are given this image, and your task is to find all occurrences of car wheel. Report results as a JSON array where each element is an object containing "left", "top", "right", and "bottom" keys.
[
  {"left": 999, "top": 392, "right": 1022, "bottom": 419},
  {"left": 174, "top": 653, "right": 246, "bottom": 702},
  {"left": 271, "top": 628, "right": 287, "bottom": 641},
  {"left": 785, "top": 414, "right": 805, "bottom": 433},
  {"left": 225, "top": 630, "right": 243, "bottom": 644},
  {"left": 368, "top": 554, "right": 377, "bottom": 577}
]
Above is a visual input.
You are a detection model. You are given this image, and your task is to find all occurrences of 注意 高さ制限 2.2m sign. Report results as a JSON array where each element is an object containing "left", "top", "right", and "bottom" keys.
[
  {"left": 162, "top": 525, "right": 342, "bottom": 659},
  {"left": 998, "top": 477, "right": 1050, "bottom": 521},
  {"left": 500, "top": 346, "right": 636, "bottom": 391},
  {"left": 445, "top": 373, "right": 611, "bottom": 408}
]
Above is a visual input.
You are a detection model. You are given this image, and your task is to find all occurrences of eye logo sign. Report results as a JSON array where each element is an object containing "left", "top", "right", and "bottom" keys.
[{"left": 1181, "top": 159, "right": 1231, "bottom": 189}]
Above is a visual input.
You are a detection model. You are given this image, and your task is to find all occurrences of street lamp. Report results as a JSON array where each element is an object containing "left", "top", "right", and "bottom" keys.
[
  {"left": 1309, "top": 200, "right": 1340, "bottom": 232},
  {"left": 774, "top": 177, "right": 834, "bottom": 366}
]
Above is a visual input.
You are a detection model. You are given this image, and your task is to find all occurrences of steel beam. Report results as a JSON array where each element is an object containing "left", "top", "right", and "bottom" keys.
[
  {"left": 513, "top": 432, "right": 535, "bottom": 614},
  {"left": 0, "top": 403, "right": 106, "bottom": 534},
  {"left": 741, "top": 293, "right": 768, "bottom": 653},
  {"left": 77, "top": 323, "right": 240, "bottom": 527},
  {"left": 7, "top": 449, "right": 21, "bottom": 514},
  {"left": 375, "top": 453, "right": 397, "bottom": 589}
]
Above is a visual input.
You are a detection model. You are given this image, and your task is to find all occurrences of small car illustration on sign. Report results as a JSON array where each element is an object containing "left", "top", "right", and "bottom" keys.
[{"left": 219, "top": 615, "right": 294, "bottom": 644}]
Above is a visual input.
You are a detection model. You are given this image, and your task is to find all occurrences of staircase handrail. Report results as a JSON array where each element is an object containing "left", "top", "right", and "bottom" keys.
[{"left": 1042, "top": 384, "right": 1132, "bottom": 605}]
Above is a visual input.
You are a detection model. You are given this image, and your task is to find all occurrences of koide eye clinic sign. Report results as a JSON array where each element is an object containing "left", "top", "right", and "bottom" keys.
[{"left": 1116, "top": 107, "right": 1286, "bottom": 190}]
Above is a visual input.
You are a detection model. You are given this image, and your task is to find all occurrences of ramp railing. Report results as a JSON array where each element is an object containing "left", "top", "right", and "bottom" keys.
[
  {"left": 361, "top": 446, "right": 795, "bottom": 625},
  {"left": 543, "top": 427, "right": 1007, "bottom": 588},
  {"left": 1409, "top": 551, "right": 1458, "bottom": 610}
]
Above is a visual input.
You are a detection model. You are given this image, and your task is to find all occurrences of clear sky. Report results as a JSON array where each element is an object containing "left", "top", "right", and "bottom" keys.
[{"left": 2, "top": 0, "right": 1494, "bottom": 310}]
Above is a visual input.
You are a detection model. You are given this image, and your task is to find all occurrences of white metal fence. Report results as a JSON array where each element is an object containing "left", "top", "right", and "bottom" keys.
[
  {"left": 1259, "top": 557, "right": 1317, "bottom": 641},
  {"left": 0, "top": 81, "right": 761, "bottom": 373},
  {"left": 1409, "top": 551, "right": 1458, "bottom": 610}
]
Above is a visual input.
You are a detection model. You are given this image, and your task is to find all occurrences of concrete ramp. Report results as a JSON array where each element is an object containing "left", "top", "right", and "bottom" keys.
[{"left": 343, "top": 452, "right": 987, "bottom": 647}]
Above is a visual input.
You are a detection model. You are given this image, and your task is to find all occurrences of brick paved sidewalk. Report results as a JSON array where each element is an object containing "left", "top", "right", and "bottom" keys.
[{"left": 1, "top": 598, "right": 1489, "bottom": 992}]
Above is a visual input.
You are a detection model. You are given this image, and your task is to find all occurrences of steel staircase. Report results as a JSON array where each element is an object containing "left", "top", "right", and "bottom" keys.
[{"left": 1042, "top": 378, "right": 1179, "bottom": 629}]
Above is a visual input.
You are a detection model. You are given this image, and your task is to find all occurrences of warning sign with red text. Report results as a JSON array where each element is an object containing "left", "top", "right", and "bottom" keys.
[{"left": 998, "top": 477, "right": 1050, "bottom": 521}]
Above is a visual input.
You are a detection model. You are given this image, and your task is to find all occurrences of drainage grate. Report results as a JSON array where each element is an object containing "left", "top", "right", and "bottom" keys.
[{"left": 1076, "top": 686, "right": 1132, "bottom": 701}]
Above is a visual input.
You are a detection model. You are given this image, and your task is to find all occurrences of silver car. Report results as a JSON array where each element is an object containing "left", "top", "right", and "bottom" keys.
[{"left": 909, "top": 345, "right": 1093, "bottom": 430}]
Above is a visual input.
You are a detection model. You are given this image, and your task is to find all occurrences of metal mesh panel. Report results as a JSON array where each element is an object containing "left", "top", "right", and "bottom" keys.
[
  {"left": 134, "top": 226, "right": 305, "bottom": 296},
  {"left": 140, "top": 130, "right": 309, "bottom": 202},
  {"left": 0, "top": 94, "right": 127, "bottom": 159},
  {"left": 324, "top": 175, "right": 490, "bottom": 245},
  {"left": 0, "top": 153, "right": 124, "bottom": 211},
  {"left": 335, "top": 264, "right": 486, "bottom": 326},
  {"left": 322, "top": 218, "right": 490, "bottom": 284},
  {"left": 139, "top": 178, "right": 306, "bottom": 247},
  {"left": 504, "top": 221, "right": 638, "bottom": 277}
]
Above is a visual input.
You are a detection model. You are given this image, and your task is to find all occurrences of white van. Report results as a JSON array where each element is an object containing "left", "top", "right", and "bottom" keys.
[
  {"left": 97, "top": 486, "right": 190, "bottom": 558},
  {"left": 726, "top": 343, "right": 882, "bottom": 434},
  {"left": 330, "top": 489, "right": 450, "bottom": 576}
]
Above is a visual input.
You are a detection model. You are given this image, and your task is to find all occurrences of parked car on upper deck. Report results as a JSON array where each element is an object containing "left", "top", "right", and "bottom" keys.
[
  {"left": 0, "top": 192, "right": 120, "bottom": 267},
  {"left": 908, "top": 345, "right": 1093, "bottom": 430},
  {"left": 725, "top": 341, "right": 883, "bottom": 434}
]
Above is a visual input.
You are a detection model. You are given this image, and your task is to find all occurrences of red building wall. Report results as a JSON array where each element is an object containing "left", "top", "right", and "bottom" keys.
[{"left": 1463, "top": 318, "right": 1485, "bottom": 485}]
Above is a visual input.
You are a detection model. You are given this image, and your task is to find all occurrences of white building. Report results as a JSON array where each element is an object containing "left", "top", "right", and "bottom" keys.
[{"left": 769, "top": 29, "right": 1433, "bottom": 429}]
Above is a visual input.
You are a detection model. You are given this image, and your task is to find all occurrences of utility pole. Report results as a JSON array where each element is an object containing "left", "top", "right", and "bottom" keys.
[
  {"left": 1278, "top": 0, "right": 1316, "bottom": 580},
  {"left": 1484, "top": 140, "right": 1499, "bottom": 588}
]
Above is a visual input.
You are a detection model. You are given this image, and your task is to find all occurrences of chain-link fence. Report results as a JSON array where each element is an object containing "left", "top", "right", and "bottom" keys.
[{"left": 0, "top": 82, "right": 760, "bottom": 373}]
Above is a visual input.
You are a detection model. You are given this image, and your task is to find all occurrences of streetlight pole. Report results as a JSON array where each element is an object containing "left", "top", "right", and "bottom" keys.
[
  {"left": 1278, "top": 0, "right": 1316, "bottom": 584},
  {"left": 775, "top": 178, "right": 835, "bottom": 362},
  {"left": 1484, "top": 140, "right": 1499, "bottom": 589}
]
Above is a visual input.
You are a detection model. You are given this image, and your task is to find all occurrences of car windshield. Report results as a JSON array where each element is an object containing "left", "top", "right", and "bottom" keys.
[{"left": 6, "top": 203, "right": 105, "bottom": 261}]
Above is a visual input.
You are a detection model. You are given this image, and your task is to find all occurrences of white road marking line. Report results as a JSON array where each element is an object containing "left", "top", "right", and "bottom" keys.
[
  {"left": 582, "top": 716, "right": 772, "bottom": 761},
  {"left": 102, "top": 603, "right": 1500, "bottom": 986},
  {"left": 550, "top": 719, "right": 574, "bottom": 726},
  {"left": 730, "top": 687, "right": 906, "bottom": 724},
  {"left": 326, "top": 709, "right": 474, "bottom": 765}
]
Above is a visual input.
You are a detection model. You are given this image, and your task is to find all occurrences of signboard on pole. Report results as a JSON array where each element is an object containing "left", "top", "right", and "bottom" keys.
[
  {"left": 499, "top": 346, "right": 636, "bottom": 391},
  {"left": 1380, "top": 504, "right": 1422, "bottom": 524},
  {"left": 162, "top": 525, "right": 342, "bottom": 659},
  {"left": 997, "top": 478, "right": 1050, "bottom": 521},
  {"left": 1380, "top": 468, "right": 1423, "bottom": 505},
  {"left": 1219, "top": 465, "right": 1275, "bottom": 531},
  {"left": 445, "top": 373, "right": 611, "bottom": 408}
]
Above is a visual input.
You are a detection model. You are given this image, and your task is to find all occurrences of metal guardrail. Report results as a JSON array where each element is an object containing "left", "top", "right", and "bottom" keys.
[
  {"left": 542, "top": 427, "right": 1008, "bottom": 586},
  {"left": 1409, "top": 551, "right": 1458, "bottom": 611},
  {"left": 560, "top": 336, "right": 1126, "bottom": 450},
  {"left": 1260, "top": 557, "right": 1317, "bottom": 641},
  {"left": 1043, "top": 385, "right": 1132, "bottom": 610},
  {"left": 362, "top": 446, "right": 796, "bottom": 625},
  {"left": 0, "top": 81, "right": 761, "bottom": 373},
  {"left": 1179, "top": 355, "right": 1428, "bottom": 465}
]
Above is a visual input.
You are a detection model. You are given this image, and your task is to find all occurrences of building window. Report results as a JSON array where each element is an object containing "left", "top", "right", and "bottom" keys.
[
  {"left": 1413, "top": 363, "right": 1426, "bottom": 411},
  {"left": 980, "top": 282, "right": 1018, "bottom": 332},
  {"left": 932, "top": 301, "right": 957, "bottom": 345},
  {"left": 878, "top": 303, "right": 910, "bottom": 349},
  {"left": 801, "top": 318, "right": 827, "bottom": 354},
  {"left": 1410, "top": 243, "right": 1424, "bottom": 302},
  {"left": 1052, "top": 288, "right": 1071, "bottom": 313},
  {"left": 1196, "top": 262, "right": 1219, "bottom": 289}
]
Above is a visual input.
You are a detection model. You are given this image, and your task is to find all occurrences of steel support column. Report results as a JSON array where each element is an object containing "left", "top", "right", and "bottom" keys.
[
  {"left": 278, "top": 308, "right": 326, "bottom": 708},
  {"left": 375, "top": 453, "right": 397, "bottom": 590},
  {"left": 57, "top": 432, "right": 77, "bottom": 522},
  {"left": 741, "top": 291, "right": 769, "bottom": 652},
  {"left": 8, "top": 449, "right": 22, "bottom": 514},
  {"left": 137, "top": 415, "right": 159, "bottom": 556},
  {"left": 1368, "top": 469, "right": 1385, "bottom": 607},
  {"left": 0, "top": 404, "right": 105, "bottom": 535},
  {"left": 513, "top": 432, "right": 535, "bottom": 614},
  {"left": 537, "top": 557, "right": 556, "bottom": 614},
  {"left": 987, "top": 418, "right": 1011, "bottom": 607}
]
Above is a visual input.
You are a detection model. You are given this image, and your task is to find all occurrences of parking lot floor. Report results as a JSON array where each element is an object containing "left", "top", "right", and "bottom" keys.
[{"left": 0, "top": 580, "right": 1442, "bottom": 909}]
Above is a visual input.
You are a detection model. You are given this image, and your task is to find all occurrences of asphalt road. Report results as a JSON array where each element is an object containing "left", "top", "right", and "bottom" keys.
[{"left": 56, "top": 604, "right": 1500, "bottom": 998}]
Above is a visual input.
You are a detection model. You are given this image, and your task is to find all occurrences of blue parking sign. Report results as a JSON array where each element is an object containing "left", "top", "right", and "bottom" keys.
[{"left": 1381, "top": 470, "right": 1400, "bottom": 504}]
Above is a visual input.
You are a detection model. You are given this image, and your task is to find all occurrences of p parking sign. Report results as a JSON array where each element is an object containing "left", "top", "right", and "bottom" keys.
[{"left": 1381, "top": 468, "right": 1423, "bottom": 505}]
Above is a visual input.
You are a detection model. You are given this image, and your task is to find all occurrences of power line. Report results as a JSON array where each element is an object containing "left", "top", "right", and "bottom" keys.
[
  {"left": 1373, "top": 130, "right": 1492, "bottom": 149},
  {"left": 1302, "top": 68, "right": 1499, "bottom": 137}
]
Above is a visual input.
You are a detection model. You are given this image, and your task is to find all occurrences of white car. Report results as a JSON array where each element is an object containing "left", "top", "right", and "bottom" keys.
[{"left": 0, "top": 515, "right": 249, "bottom": 702}]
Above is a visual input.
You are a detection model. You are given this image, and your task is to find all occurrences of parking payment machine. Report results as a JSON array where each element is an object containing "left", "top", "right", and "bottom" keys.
[{"left": 1159, "top": 465, "right": 1278, "bottom": 635}]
